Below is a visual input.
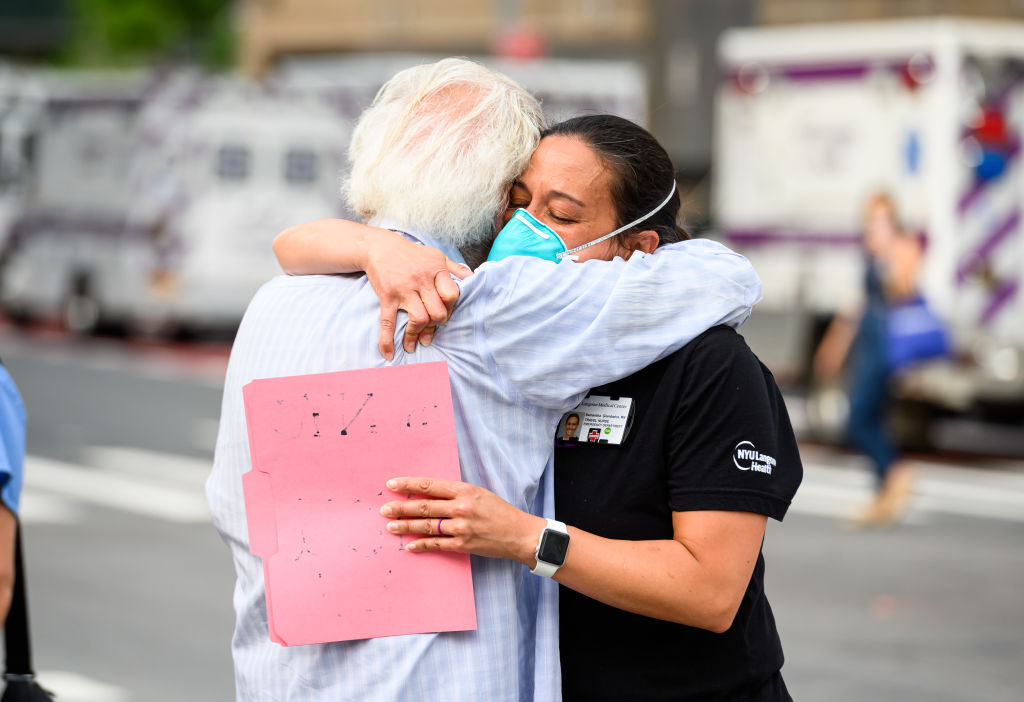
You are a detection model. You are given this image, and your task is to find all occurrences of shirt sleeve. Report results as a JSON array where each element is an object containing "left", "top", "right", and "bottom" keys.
[
  {"left": 664, "top": 328, "right": 802, "bottom": 521},
  {"left": 461, "top": 239, "right": 762, "bottom": 412},
  {"left": 0, "top": 365, "right": 27, "bottom": 516}
]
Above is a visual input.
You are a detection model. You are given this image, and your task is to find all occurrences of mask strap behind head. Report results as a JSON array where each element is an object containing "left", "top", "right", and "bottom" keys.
[{"left": 556, "top": 182, "right": 678, "bottom": 260}]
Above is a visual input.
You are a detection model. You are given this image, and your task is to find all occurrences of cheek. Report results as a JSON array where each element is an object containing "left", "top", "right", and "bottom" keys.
[{"left": 572, "top": 238, "right": 623, "bottom": 262}]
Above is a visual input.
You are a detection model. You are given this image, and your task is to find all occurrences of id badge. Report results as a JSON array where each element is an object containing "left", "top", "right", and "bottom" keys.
[{"left": 555, "top": 395, "right": 635, "bottom": 446}]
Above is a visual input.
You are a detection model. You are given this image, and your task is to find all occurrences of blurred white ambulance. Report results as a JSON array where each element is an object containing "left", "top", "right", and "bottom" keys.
[
  {"left": 714, "top": 18, "right": 1024, "bottom": 431},
  {"left": 0, "top": 71, "right": 349, "bottom": 335}
]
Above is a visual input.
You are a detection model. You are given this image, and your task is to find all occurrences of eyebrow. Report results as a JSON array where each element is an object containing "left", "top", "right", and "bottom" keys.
[
  {"left": 548, "top": 190, "right": 586, "bottom": 208},
  {"left": 512, "top": 180, "right": 586, "bottom": 208}
]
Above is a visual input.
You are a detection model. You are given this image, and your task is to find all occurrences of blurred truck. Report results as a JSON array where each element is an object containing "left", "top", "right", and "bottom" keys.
[
  {"left": 1, "top": 56, "right": 647, "bottom": 337},
  {"left": 714, "top": 18, "right": 1024, "bottom": 439},
  {"left": 0, "top": 71, "right": 349, "bottom": 335}
]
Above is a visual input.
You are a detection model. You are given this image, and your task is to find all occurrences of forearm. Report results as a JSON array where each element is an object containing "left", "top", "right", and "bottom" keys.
[
  {"left": 824, "top": 314, "right": 857, "bottom": 358},
  {"left": 273, "top": 218, "right": 402, "bottom": 275},
  {"left": 500, "top": 513, "right": 741, "bottom": 631},
  {"left": 548, "top": 530, "right": 742, "bottom": 632},
  {"left": 813, "top": 307, "right": 861, "bottom": 380}
]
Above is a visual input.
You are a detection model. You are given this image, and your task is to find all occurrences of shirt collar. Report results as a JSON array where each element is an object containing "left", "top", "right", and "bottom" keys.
[{"left": 369, "top": 218, "right": 469, "bottom": 268}]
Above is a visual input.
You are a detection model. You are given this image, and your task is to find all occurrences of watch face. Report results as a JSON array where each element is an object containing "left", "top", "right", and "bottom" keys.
[{"left": 537, "top": 529, "right": 570, "bottom": 566}]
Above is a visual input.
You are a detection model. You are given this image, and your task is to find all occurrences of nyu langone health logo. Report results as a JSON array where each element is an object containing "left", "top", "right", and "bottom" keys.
[{"left": 733, "top": 441, "right": 775, "bottom": 475}]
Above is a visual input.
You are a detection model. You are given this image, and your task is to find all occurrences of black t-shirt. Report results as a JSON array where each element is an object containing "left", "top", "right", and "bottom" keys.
[{"left": 554, "top": 326, "right": 802, "bottom": 702}]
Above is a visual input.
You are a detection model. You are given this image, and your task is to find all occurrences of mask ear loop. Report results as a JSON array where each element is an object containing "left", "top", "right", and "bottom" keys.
[{"left": 556, "top": 183, "right": 677, "bottom": 260}]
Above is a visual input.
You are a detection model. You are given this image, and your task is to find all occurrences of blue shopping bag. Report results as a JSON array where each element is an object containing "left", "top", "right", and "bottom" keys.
[{"left": 886, "top": 296, "right": 951, "bottom": 372}]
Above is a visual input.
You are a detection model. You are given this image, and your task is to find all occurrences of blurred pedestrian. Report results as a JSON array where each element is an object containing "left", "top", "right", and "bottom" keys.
[
  {"left": 0, "top": 360, "right": 26, "bottom": 623},
  {"left": 814, "top": 192, "right": 920, "bottom": 526}
]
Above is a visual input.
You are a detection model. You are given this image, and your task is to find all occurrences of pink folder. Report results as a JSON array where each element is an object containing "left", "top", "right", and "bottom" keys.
[{"left": 242, "top": 361, "right": 476, "bottom": 646}]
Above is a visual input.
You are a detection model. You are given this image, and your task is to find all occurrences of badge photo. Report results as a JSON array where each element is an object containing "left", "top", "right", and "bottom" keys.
[{"left": 557, "top": 411, "right": 582, "bottom": 443}]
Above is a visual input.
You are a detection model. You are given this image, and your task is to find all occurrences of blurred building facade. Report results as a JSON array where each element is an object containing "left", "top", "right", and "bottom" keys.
[
  {"left": 758, "top": 0, "right": 1024, "bottom": 24},
  {"left": 237, "top": 0, "right": 649, "bottom": 75}
]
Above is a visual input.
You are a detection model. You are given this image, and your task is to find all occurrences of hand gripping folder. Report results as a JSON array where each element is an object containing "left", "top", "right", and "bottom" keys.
[{"left": 241, "top": 361, "right": 476, "bottom": 646}]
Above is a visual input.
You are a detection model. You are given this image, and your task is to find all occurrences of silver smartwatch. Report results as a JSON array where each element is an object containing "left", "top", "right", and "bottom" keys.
[{"left": 530, "top": 519, "right": 570, "bottom": 578}]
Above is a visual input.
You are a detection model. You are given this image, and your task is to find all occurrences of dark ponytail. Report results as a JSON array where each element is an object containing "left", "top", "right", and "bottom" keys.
[{"left": 542, "top": 115, "right": 689, "bottom": 246}]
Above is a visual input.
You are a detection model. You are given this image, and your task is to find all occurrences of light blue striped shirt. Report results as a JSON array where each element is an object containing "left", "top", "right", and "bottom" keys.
[{"left": 207, "top": 230, "right": 761, "bottom": 702}]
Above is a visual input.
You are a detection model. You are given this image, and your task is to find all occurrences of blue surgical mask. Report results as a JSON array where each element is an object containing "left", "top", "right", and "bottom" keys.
[
  {"left": 487, "top": 183, "right": 677, "bottom": 263},
  {"left": 487, "top": 209, "right": 568, "bottom": 263}
]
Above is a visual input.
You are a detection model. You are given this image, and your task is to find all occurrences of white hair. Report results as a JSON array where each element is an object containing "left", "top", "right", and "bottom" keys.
[{"left": 344, "top": 58, "right": 544, "bottom": 248}]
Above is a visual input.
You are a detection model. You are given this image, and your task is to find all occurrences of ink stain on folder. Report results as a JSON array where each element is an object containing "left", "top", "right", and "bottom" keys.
[
  {"left": 294, "top": 532, "right": 315, "bottom": 561},
  {"left": 340, "top": 393, "right": 375, "bottom": 436}
]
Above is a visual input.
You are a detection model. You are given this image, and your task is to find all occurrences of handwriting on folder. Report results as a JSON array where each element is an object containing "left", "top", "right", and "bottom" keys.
[{"left": 242, "top": 361, "right": 476, "bottom": 646}]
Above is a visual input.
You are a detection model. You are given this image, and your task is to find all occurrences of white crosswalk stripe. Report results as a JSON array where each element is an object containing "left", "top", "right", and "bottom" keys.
[
  {"left": 22, "top": 446, "right": 212, "bottom": 524},
  {"left": 34, "top": 670, "right": 129, "bottom": 702},
  {"left": 791, "top": 456, "right": 1024, "bottom": 524},
  {"left": 18, "top": 492, "right": 86, "bottom": 525}
]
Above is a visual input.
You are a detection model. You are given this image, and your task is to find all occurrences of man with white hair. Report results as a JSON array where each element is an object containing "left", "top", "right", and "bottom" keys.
[{"left": 207, "top": 58, "right": 760, "bottom": 701}]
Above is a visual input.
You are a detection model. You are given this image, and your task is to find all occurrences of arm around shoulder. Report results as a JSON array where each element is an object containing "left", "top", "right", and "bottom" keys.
[
  {"left": 475, "top": 239, "right": 762, "bottom": 410},
  {"left": 273, "top": 218, "right": 392, "bottom": 276}
]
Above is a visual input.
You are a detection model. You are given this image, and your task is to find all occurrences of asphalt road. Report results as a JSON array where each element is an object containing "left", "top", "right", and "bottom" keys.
[{"left": 3, "top": 327, "right": 1023, "bottom": 701}]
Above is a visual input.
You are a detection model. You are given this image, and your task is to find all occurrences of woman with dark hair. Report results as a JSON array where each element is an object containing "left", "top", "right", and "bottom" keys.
[{"left": 275, "top": 114, "right": 801, "bottom": 701}]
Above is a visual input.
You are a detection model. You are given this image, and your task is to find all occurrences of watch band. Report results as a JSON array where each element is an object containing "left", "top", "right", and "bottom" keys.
[{"left": 530, "top": 519, "right": 569, "bottom": 578}]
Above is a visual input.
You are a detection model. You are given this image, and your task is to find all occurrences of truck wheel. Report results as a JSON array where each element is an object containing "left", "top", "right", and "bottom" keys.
[{"left": 63, "top": 290, "right": 101, "bottom": 335}]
